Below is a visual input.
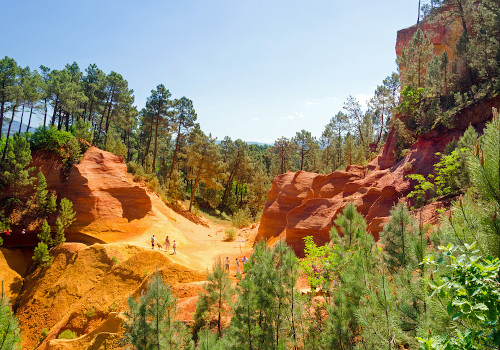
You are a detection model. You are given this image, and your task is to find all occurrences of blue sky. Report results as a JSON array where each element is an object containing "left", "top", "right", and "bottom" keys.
[{"left": 3, "top": 0, "right": 418, "bottom": 144}]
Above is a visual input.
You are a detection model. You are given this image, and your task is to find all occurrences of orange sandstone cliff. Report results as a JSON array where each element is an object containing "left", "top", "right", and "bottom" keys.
[{"left": 256, "top": 12, "right": 500, "bottom": 256}]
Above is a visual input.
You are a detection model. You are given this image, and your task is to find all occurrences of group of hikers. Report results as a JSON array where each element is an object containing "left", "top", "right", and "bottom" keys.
[
  {"left": 225, "top": 255, "right": 248, "bottom": 276},
  {"left": 150, "top": 235, "right": 176, "bottom": 254}
]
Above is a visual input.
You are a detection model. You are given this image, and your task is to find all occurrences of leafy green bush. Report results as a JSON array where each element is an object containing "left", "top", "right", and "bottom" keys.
[
  {"left": 224, "top": 228, "right": 236, "bottom": 242},
  {"left": 30, "top": 126, "right": 73, "bottom": 155},
  {"left": 231, "top": 208, "right": 252, "bottom": 228},
  {"left": 58, "top": 329, "right": 78, "bottom": 340},
  {"left": 419, "top": 244, "right": 500, "bottom": 349},
  {"left": 407, "top": 149, "right": 468, "bottom": 208}
]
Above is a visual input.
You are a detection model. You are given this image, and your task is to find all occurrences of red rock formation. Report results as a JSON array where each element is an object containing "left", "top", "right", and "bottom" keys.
[{"left": 257, "top": 96, "right": 500, "bottom": 257}]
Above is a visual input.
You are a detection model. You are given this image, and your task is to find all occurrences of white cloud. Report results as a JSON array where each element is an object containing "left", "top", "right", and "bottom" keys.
[
  {"left": 252, "top": 117, "right": 260, "bottom": 121},
  {"left": 281, "top": 112, "right": 305, "bottom": 120},
  {"left": 306, "top": 101, "right": 320, "bottom": 106}
]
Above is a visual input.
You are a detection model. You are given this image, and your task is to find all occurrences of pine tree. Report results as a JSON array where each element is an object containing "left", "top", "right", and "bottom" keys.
[
  {"left": 381, "top": 203, "right": 417, "bottom": 273},
  {"left": 398, "top": 28, "right": 434, "bottom": 89},
  {"left": 0, "top": 296, "right": 21, "bottom": 349},
  {"left": 123, "top": 273, "right": 193, "bottom": 349},
  {"left": 34, "top": 172, "right": 48, "bottom": 210},
  {"left": 185, "top": 132, "right": 223, "bottom": 212},
  {"left": 332, "top": 202, "right": 367, "bottom": 249},
  {"left": 38, "top": 220, "right": 52, "bottom": 246},
  {"left": 194, "top": 259, "right": 234, "bottom": 338},
  {"left": 33, "top": 242, "right": 51, "bottom": 266},
  {"left": 46, "top": 193, "right": 57, "bottom": 216}
]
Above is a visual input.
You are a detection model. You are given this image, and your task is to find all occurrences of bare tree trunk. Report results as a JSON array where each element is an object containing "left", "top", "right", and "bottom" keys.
[
  {"left": 26, "top": 105, "right": 34, "bottom": 133},
  {"left": 0, "top": 86, "right": 5, "bottom": 139},
  {"left": 152, "top": 114, "right": 160, "bottom": 172},
  {"left": 17, "top": 104, "right": 25, "bottom": 135},
  {"left": 189, "top": 171, "right": 201, "bottom": 212},
  {"left": 51, "top": 97, "right": 59, "bottom": 126},
  {"left": 43, "top": 98, "right": 48, "bottom": 128},
  {"left": 2, "top": 104, "right": 17, "bottom": 161}
]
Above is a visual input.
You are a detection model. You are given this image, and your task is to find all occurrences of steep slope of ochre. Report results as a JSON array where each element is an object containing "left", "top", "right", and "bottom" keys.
[{"left": 0, "top": 146, "right": 254, "bottom": 350}]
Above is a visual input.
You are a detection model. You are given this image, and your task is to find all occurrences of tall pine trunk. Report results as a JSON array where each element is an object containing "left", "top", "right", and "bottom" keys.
[
  {"left": 43, "top": 97, "right": 48, "bottom": 128},
  {"left": 168, "top": 124, "right": 182, "bottom": 183},
  {"left": 51, "top": 97, "right": 59, "bottom": 126},
  {"left": 17, "top": 104, "right": 25, "bottom": 135},
  {"left": 152, "top": 114, "right": 160, "bottom": 172},
  {"left": 0, "top": 86, "right": 5, "bottom": 140},
  {"left": 189, "top": 171, "right": 201, "bottom": 212},
  {"left": 26, "top": 105, "right": 34, "bottom": 132},
  {"left": 2, "top": 104, "right": 17, "bottom": 161}
]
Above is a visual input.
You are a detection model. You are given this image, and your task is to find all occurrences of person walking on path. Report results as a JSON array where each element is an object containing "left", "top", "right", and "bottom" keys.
[
  {"left": 165, "top": 236, "right": 170, "bottom": 252},
  {"left": 173, "top": 240, "right": 177, "bottom": 254},
  {"left": 5, "top": 229, "right": 11, "bottom": 236},
  {"left": 225, "top": 257, "right": 230, "bottom": 272},
  {"left": 151, "top": 235, "right": 155, "bottom": 249},
  {"left": 21, "top": 228, "right": 25, "bottom": 235},
  {"left": 236, "top": 258, "right": 241, "bottom": 275},
  {"left": 242, "top": 255, "right": 248, "bottom": 264}
]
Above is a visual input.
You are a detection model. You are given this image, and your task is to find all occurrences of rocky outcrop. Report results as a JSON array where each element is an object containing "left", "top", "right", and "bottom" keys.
[
  {"left": 13, "top": 243, "right": 205, "bottom": 350},
  {"left": 257, "top": 94, "right": 500, "bottom": 256},
  {"left": 395, "top": 4, "right": 463, "bottom": 63},
  {"left": 28, "top": 147, "right": 153, "bottom": 243}
]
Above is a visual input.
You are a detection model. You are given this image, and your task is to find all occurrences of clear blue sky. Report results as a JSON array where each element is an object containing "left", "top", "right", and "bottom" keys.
[{"left": 3, "top": 0, "right": 418, "bottom": 144}]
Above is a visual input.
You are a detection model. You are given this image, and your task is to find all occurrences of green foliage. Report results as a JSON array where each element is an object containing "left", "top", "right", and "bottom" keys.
[
  {"left": 300, "top": 235, "right": 332, "bottom": 290},
  {"left": 104, "top": 132, "right": 127, "bottom": 158},
  {"left": 0, "top": 297, "right": 21, "bottom": 349},
  {"left": 37, "top": 220, "right": 52, "bottom": 246},
  {"left": 407, "top": 173, "right": 435, "bottom": 208},
  {"left": 398, "top": 86, "right": 428, "bottom": 116},
  {"left": 393, "top": 118, "right": 415, "bottom": 161},
  {"left": 194, "top": 259, "right": 234, "bottom": 338},
  {"left": 407, "top": 148, "right": 468, "bottom": 207},
  {"left": 39, "top": 328, "right": 49, "bottom": 343},
  {"left": 33, "top": 242, "right": 51, "bottom": 266},
  {"left": 420, "top": 244, "right": 500, "bottom": 349},
  {"left": 123, "top": 273, "right": 193, "bottom": 349},
  {"left": 30, "top": 126, "right": 73, "bottom": 154},
  {"left": 61, "top": 136, "right": 82, "bottom": 181},
  {"left": 53, "top": 198, "right": 76, "bottom": 246},
  {"left": 58, "top": 330, "right": 77, "bottom": 340},
  {"left": 0, "top": 134, "right": 34, "bottom": 196},
  {"left": 223, "top": 228, "right": 236, "bottom": 242},
  {"left": 381, "top": 203, "right": 417, "bottom": 272},
  {"left": 46, "top": 193, "right": 57, "bottom": 216},
  {"left": 332, "top": 202, "right": 367, "bottom": 248},
  {"left": 467, "top": 109, "right": 500, "bottom": 206},
  {"left": 72, "top": 119, "right": 93, "bottom": 145},
  {"left": 231, "top": 208, "right": 252, "bottom": 229},
  {"left": 84, "top": 306, "right": 96, "bottom": 318},
  {"left": 34, "top": 172, "right": 48, "bottom": 210},
  {"left": 229, "top": 240, "right": 300, "bottom": 349}
]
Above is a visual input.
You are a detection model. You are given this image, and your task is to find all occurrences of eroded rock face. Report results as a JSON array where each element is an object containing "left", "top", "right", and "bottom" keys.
[
  {"left": 257, "top": 98, "right": 500, "bottom": 256},
  {"left": 14, "top": 243, "right": 205, "bottom": 350},
  {"left": 30, "top": 147, "right": 156, "bottom": 244}
]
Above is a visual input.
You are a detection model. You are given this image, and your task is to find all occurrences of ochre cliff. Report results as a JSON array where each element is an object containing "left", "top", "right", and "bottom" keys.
[
  {"left": 11, "top": 243, "right": 205, "bottom": 349},
  {"left": 257, "top": 97, "right": 500, "bottom": 257}
]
